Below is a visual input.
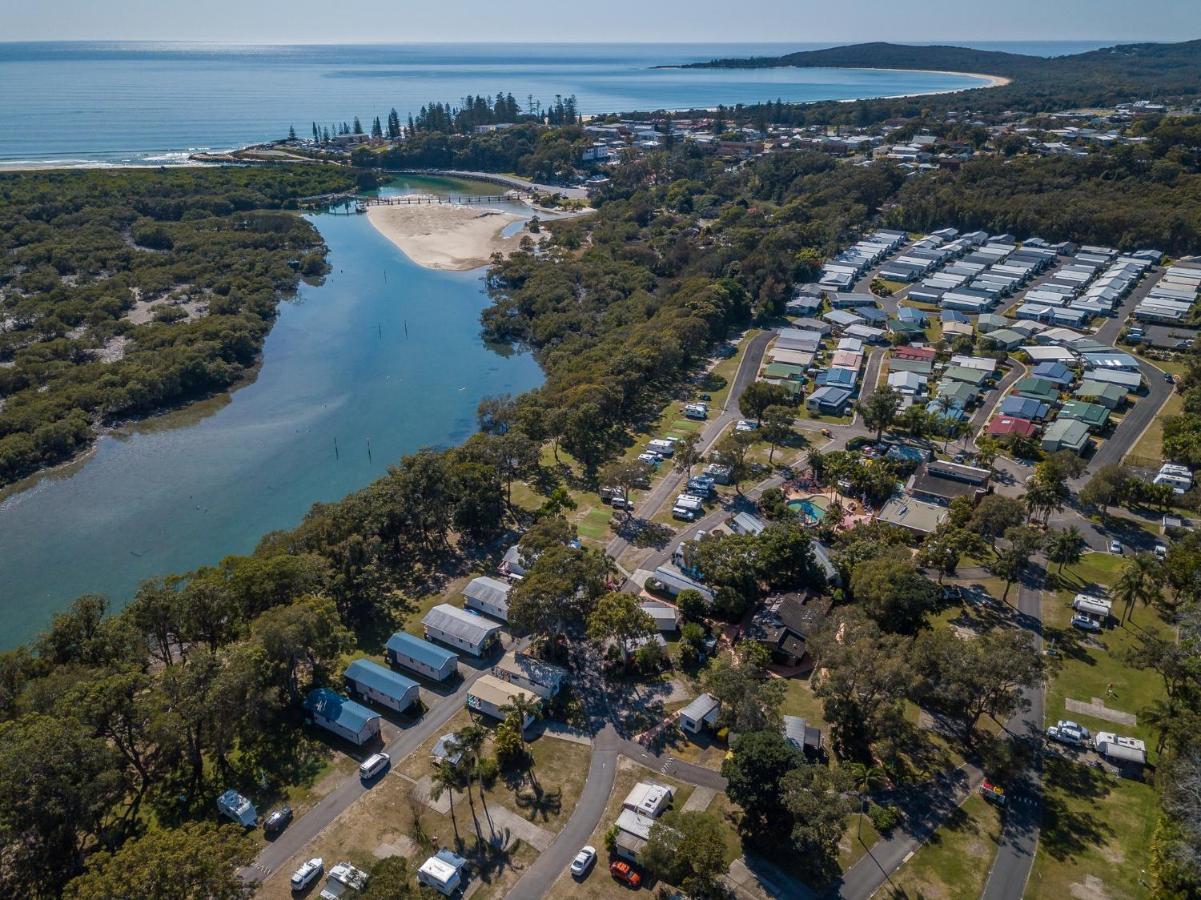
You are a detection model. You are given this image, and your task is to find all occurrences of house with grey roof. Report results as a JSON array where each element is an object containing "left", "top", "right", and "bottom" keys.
[
  {"left": 423, "top": 604, "right": 502, "bottom": 656},
  {"left": 1042, "top": 418, "right": 1091, "bottom": 454},
  {"left": 386, "top": 631, "right": 459, "bottom": 682},
  {"left": 463, "top": 576, "right": 512, "bottom": 622}
]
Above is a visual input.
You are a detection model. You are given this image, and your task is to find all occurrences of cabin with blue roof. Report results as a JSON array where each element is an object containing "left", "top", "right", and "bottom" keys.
[
  {"left": 1000, "top": 395, "right": 1050, "bottom": 421},
  {"left": 345, "top": 658, "right": 421, "bottom": 714},
  {"left": 1031, "top": 361, "right": 1074, "bottom": 386},
  {"left": 304, "top": 687, "right": 382, "bottom": 746},
  {"left": 385, "top": 631, "right": 459, "bottom": 682}
]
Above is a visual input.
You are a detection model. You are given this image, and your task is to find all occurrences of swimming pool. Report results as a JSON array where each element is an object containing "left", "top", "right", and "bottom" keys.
[{"left": 787, "top": 497, "right": 828, "bottom": 522}]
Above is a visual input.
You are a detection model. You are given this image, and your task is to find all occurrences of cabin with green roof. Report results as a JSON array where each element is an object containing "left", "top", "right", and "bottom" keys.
[
  {"left": 1074, "top": 380, "right": 1127, "bottom": 410},
  {"left": 1014, "top": 377, "right": 1060, "bottom": 404},
  {"left": 1057, "top": 400, "right": 1110, "bottom": 431}
]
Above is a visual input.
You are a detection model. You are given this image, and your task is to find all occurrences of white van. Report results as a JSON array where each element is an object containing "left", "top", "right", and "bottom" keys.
[{"left": 359, "top": 752, "right": 390, "bottom": 781}]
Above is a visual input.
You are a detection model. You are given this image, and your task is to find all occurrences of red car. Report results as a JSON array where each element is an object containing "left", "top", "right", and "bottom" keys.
[{"left": 610, "top": 860, "right": 642, "bottom": 888}]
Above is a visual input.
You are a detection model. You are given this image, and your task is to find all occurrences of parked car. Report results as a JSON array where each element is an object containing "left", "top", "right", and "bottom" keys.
[
  {"left": 359, "top": 752, "right": 390, "bottom": 781},
  {"left": 1108, "top": 540, "right": 1123, "bottom": 555},
  {"left": 291, "top": 858, "right": 324, "bottom": 892},
  {"left": 820, "top": 428, "right": 833, "bottom": 437},
  {"left": 1046, "top": 720, "right": 1091, "bottom": 746},
  {"left": 263, "top": 805, "right": 293, "bottom": 836},
  {"left": 1155, "top": 543, "right": 1168, "bottom": 560},
  {"left": 1072, "top": 612, "right": 1103, "bottom": 632},
  {"left": 611, "top": 495, "right": 633, "bottom": 511},
  {"left": 610, "top": 860, "right": 642, "bottom": 888},
  {"left": 979, "top": 779, "right": 1006, "bottom": 807},
  {"left": 735, "top": 419, "right": 758, "bottom": 432},
  {"left": 570, "top": 846, "right": 597, "bottom": 877},
  {"left": 698, "top": 392, "right": 712, "bottom": 401},
  {"left": 637, "top": 452, "right": 661, "bottom": 466}
]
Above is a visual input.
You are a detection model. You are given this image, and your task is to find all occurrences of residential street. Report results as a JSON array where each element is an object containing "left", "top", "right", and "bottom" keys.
[
  {"left": 606, "top": 329, "right": 774, "bottom": 567},
  {"left": 981, "top": 573, "right": 1046, "bottom": 900}
]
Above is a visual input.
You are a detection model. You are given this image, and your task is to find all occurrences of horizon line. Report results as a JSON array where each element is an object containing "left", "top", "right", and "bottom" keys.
[{"left": 0, "top": 37, "right": 1170, "bottom": 47}]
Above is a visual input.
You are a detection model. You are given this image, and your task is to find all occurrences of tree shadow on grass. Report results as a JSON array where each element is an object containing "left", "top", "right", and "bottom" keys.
[{"left": 1038, "top": 754, "right": 1116, "bottom": 862}]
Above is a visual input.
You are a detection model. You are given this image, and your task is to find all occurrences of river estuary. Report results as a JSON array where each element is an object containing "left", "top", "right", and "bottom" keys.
[{"left": 0, "top": 179, "right": 544, "bottom": 647}]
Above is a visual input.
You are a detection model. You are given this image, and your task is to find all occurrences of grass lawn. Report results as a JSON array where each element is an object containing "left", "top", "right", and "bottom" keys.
[
  {"left": 1042, "top": 556, "right": 1166, "bottom": 753},
  {"left": 1027, "top": 551, "right": 1165, "bottom": 900},
  {"left": 780, "top": 676, "right": 829, "bottom": 732},
  {"left": 1027, "top": 755, "right": 1160, "bottom": 900},
  {"left": 888, "top": 793, "right": 1003, "bottom": 900},
  {"left": 1124, "top": 389, "right": 1181, "bottom": 470}
]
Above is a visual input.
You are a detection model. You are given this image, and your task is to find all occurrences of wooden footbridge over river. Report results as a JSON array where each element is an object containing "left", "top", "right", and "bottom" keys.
[{"left": 354, "top": 191, "right": 534, "bottom": 211}]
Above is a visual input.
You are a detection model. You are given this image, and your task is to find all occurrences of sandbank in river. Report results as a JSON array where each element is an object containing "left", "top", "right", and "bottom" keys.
[{"left": 366, "top": 201, "right": 540, "bottom": 271}]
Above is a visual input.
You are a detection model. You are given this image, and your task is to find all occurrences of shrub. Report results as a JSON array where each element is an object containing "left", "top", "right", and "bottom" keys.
[{"left": 868, "top": 802, "right": 902, "bottom": 834}]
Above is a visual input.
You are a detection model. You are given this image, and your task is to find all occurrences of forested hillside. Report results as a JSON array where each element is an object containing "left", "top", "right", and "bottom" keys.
[
  {"left": 669, "top": 40, "right": 1201, "bottom": 124},
  {"left": 0, "top": 165, "right": 354, "bottom": 486},
  {"left": 888, "top": 147, "right": 1201, "bottom": 254}
]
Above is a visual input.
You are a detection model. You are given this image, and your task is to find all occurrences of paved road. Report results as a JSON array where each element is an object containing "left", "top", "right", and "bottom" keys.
[
  {"left": 505, "top": 727, "right": 728, "bottom": 898},
  {"left": 506, "top": 725, "right": 620, "bottom": 900},
  {"left": 981, "top": 572, "right": 1046, "bottom": 900},
  {"left": 830, "top": 763, "right": 984, "bottom": 900},
  {"left": 241, "top": 647, "right": 512, "bottom": 883},
  {"left": 605, "top": 330, "right": 774, "bottom": 566}
]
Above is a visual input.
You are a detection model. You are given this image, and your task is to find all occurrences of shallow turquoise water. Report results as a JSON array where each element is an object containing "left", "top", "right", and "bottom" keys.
[{"left": 0, "top": 198, "right": 544, "bottom": 646}]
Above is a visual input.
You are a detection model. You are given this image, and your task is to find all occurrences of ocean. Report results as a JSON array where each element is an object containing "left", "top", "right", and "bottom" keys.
[{"left": 0, "top": 41, "right": 1117, "bottom": 168}]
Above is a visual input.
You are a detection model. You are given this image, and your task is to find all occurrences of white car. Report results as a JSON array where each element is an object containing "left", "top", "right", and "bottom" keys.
[
  {"left": 1046, "top": 720, "right": 1091, "bottom": 746},
  {"left": 291, "top": 858, "right": 323, "bottom": 892},
  {"left": 735, "top": 419, "right": 758, "bottom": 432},
  {"left": 1108, "top": 540, "right": 1123, "bottom": 554},
  {"left": 1072, "top": 612, "right": 1102, "bottom": 632},
  {"left": 570, "top": 845, "right": 597, "bottom": 877},
  {"left": 1155, "top": 543, "right": 1168, "bottom": 560}
]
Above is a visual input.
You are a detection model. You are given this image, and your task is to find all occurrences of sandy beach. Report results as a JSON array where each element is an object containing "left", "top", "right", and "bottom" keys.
[{"left": 366, "top": 202, "right": 537, "bottom": 271}]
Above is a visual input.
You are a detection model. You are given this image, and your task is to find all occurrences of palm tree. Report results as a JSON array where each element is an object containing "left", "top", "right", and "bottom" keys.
[
  {"left": 429, "top": 757, "right": 462, "bottom": 844},
  {"left": 1140, "top": 699, "right": 1178, "bottom": 755},
  {"left": 847, "top": 763, "right": 888, "bottom": 841},
  {"left": 450, "top": 726, "right": 488, "bottom": 847},
  {"left": 1045, "top": 526, "right": 1085, "bottom": 575},
  {"left": 1114, "top": 553, "right": 1161, "bottom": 624},
  {"left": 501, "top": 694, "right": 544, "bottom": 788}
]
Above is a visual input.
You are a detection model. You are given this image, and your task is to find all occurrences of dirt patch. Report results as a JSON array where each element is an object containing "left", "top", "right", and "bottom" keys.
[
  {"left": 1070, "top": 874, "right": 1111, "bottom": 900},
  {"left": 90, "top": 335, "right": 128, "bottom": 363}
]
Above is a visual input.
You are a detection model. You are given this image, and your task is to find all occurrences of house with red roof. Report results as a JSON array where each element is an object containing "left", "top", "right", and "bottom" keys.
[
  {"left": 893, "top": 345, "right": 937, "bottom": 362},
  {"left": 987, "top": 416, "right": 1038, "bottom": 439}
]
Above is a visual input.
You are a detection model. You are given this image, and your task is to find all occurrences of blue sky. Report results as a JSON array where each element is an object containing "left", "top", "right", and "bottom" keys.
[{"left": 3, "top": 0, "right": 1196, "bottom": 43}]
